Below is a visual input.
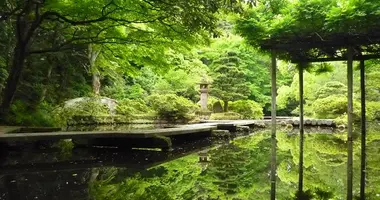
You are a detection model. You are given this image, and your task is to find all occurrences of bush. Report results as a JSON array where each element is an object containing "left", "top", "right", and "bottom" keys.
[
  {"left": 210, "top": 112, "right": 242, "bottom": 120},
  {"left": 147, "top": 94, "right": 198, "bottom": 121},
  {"left": 61, "top": 97, "right": 111, "bottom": 125},
  {"left": 311, "top": 95, "right": 360, "bottom": 119},
  {"left": 63, "top": 98, "right": 110, "bottom": 116},
  {"left": 229, "top": 100, "right": 264, "bottom": 119},
  {"left": 366, "top": 101, "right": 380, "bottom": 121},
  {"left": 116, "top": 99, "right": 152, "bottom": 118},
  {"left": 5, "top": 100, "right": 64, "bottom": 127}
]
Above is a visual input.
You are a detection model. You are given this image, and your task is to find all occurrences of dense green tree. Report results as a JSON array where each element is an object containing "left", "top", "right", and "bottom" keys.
[
  {"left": 210, "top": 51, "right": 250, "bottom": 112},
  {"left": 0, "top": 0, "right": 235, "bottom": 119}
]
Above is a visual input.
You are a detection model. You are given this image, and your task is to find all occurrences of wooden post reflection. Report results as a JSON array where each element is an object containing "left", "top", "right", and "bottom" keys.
[
  {"left": 298, "top": 62, "right": 305, "bottom": 193},
  {"left": 270, "top": 50, "right": 277, "bottom": 200}
]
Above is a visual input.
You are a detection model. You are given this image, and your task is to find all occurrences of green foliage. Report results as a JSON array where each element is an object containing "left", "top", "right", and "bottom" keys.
[
  {"left": 316, "top": 81, "right": 347, "bottom": 99},
  {"left": 210, "top": 51, "right": 250, "bottom": 111},
  {"left": 61, "top": 98, "right": 111, "bottom": 125},
  {"left": 311, "top": 95, "right": 360, "bottom": 119},
  {"left": 64, "top": 99, "right": 110, "bottom": 116},
  {"left": 229, "top": 100, "right": 263, "bottom": 119},
  {"left": 210, "top": 112, "right": 242, "bottom": 120},
  {"left": 5, "top": 100, "right": 63, "bottom": 127},
  {"left": 366, "top": 101, "right": 380, "bottom": 121},
  {"left": 365, "top": 71, "right": 380, "bottom": 101},
  {"left": 147, "top": 94, "right": 198, "bottom": 121},
  {"left": 200, "top": 34, "right": 273, "bottom": 107},
  {"left": 277, "top": 85, "right": 294, "bottom": 110},
  {"left": 116, "top": 99, "right": 152, "bottom": 117},
  {"left": 236, "top": 0, "right": 380, "bottom": 59}
]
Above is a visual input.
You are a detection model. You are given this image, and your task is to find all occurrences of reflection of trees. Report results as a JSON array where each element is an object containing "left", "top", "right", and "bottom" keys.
[{"left": 88, "top": 131, "right": 380, "bottom": 200}]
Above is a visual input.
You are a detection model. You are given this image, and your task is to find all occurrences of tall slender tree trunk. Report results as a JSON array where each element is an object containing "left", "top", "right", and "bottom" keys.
[{"left": 223, "top": 100, "right": 228, "bottom": 112}]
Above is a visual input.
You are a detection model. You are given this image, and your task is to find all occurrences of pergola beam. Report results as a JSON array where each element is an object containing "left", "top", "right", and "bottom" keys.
[
  {"left": 261, "top": 36, "right": 380, "bottom": 51},
  {"left": 291, "top": 54, "right": 380, "bottom": 63}
]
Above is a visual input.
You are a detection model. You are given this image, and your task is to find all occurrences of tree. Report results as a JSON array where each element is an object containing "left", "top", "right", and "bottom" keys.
[
  {"left": 0, "top": 0, "right": 231, "bottom": 119},
  {"left": 210, "top": 51, "right": 250, "bottom": 112}
]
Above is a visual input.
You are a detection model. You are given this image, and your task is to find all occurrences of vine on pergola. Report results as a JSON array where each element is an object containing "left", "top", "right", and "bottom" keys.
[{"left": 236, "top": 0, "right": 380, "bottom": 63}]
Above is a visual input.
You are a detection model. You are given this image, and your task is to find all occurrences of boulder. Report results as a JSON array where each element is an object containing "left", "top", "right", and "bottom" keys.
[
  {"left": 212, "top": 101, "right": 223, "bottom": 113},
  {"left": 64, "top": 97, "right": 118, "bottom": 114}
]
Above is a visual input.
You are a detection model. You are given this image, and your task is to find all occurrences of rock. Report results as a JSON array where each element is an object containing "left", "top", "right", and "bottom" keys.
[
  {"left": 293, "top": 120, "right": 300, "bottom": 126},
  {"left": 325, "top": 120, "right": 333, "bottom": 126},
  {"left": 311, "top": 120, "right": 317, "bottom": 126},
  {"left": 64, "top": 97, "right": 118, "bottom": 114},
  {"left": 236, "top": 126, "right": 250, "bottom": 134},
  {"left": 254, "top": 122, "right": 266, "bottom": 128},
  {"left": 305, "top": 119, "right": 312, "bottom": 125},
  {"left": 279, "top": 121, "right": 287, "bottom": 126},
  {"left": 212, "top": 102, "right": 223, "bottom": 113},
  {"left": 211, "top": 130, "right": 231, "bottom": 138}
]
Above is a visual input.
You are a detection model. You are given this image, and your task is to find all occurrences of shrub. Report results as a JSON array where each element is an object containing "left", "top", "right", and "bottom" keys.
[
  {"left": 116, "top": 99, "right": 152, "bottom": 117},
  {"left": 147, "top": 94, "right": 198, "bottom": 121},
  {"left": 63, "top": 98, "right": 110, "bottom": 116},
  {"left": 210, "top": 112, "right": 242, "bottom": 120},
  {"left": 229, "top": 100, "right": 264, "bottom": 119},
  {"left": 311, "top": 95, "right": 360, "bottom": 119},
  {"left": 366, "top": 101, "right": 380, "bottom": 121},
  {"left": 61, "top": 97, "right": 111, "bottom": 125},
  {"left": 5, "top": 100, "right": 64, "bottom": 127}
]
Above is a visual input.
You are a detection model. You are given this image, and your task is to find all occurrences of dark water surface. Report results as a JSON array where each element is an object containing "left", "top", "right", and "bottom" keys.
[{"left": 0, "top": 127, "right": 379, "bottom": 200}]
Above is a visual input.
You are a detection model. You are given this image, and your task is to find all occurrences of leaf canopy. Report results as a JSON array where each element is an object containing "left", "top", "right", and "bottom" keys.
[{"left": 236, "top": 0, "right": 380, "bottom": 61}]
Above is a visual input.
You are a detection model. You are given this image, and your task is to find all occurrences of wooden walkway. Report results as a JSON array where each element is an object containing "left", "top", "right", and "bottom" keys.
[{"left": 0, "top": 126, "right": 217, "bottom": 142}]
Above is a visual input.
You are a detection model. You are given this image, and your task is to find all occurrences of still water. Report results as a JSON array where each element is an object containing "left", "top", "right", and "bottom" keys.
[{"left": 0, "top": 127, "right": 379, "bottom": 200}]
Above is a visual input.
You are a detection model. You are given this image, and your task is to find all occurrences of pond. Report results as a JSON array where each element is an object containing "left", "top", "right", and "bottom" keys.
[{"left": 0, "top": 127, "right": 379, "bottom": 200}]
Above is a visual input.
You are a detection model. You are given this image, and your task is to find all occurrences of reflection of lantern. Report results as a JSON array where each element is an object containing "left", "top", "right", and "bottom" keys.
[{"left": 198, "top": 151, "right": 210, "bottom": 171}]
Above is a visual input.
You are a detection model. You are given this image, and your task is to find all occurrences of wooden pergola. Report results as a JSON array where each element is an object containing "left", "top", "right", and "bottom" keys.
[{"left": 266, "top": 32, "right": 380, "bottom": 200}]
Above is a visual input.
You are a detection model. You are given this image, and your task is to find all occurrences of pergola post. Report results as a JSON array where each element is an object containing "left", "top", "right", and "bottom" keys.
[
  {"left": 347, "top": 47, "right": 354, "bottom": 200},
  {"left": 270, "top": 50, "right": 277, "bottom": 200},
  {"left": 298, "top": 62, "right": 305, "bottom": 193},
  {"left": 360, "top": 59, "right": 366, "bottom": 200}
]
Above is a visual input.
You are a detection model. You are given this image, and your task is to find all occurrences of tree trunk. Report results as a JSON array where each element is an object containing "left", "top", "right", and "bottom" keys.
[
  {"left": 0, "top": 43, "right": 27, "bottom": 117},
  {"left": 88, "top": 45, "right": 101, "bottom": 95},
  {"left": 92, "top": 72, "right": 101, "bottom": 95},
  {"left": 223, "top": 101, "right": 228, "bottom": 112},
  {"left": 0, "top": 1, "right": 39, "bottom": 118},
  {"left": 39, "top": 61, "right": 53, "bottom": 103}
]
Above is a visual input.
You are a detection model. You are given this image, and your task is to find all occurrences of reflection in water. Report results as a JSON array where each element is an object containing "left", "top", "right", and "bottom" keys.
[{"left": 0, "top": 128, "right": 380, "bottom": 199}]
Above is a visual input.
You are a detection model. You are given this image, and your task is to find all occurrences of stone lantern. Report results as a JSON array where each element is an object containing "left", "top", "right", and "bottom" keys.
[{"left": 199, "top": 78, "right": 210, "bottom": 110}]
